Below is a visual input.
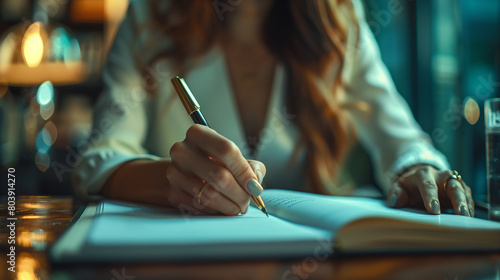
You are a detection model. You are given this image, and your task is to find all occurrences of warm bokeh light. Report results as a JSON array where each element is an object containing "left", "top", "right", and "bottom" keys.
[
  {"left": 41, "top": 128, "right": 53, "bottom": 147},
  {"left": 464, "top": 97, "right": 480, "bottom": 125},
  {"left": 105, "top": 0, "right": 129, "bottom": 21},
  {"left": 17, "top": 253, "right": 40, "bottom": 280},
  {"left": 40, "top": 100, "right": 55, "bottom": 120},
  {"left": 18, "top": 215, "right": 43, "bottom": 220},
  {"left": 43, "top": 121, "right": 58, "bottom": 146},
  {"left": 22, "top": 22, "right": 45, "bottom": 68},
  {"left": 0, "top": 20, "right": 87, "bottom": 85},
  {"left": 0, "top": 33, "right": 17, "bottom": 73},
  {"left": 71, "top": 0, "right": 106, "bottom": 22},
  {"left": 18, "top": 229, "right": 47, "bottom": 250},
  {"left": 21, "top": 203, "right": 46, "bottom": 209}
]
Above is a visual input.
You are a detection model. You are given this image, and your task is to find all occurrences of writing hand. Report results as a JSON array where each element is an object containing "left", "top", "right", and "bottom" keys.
[{"left": 166, "top": 124, "right": 266, "bottom": 215}]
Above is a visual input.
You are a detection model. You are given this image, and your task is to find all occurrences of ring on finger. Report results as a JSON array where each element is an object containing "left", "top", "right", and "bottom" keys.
[
  {"left": 443, "top": 170, "right": 462, "bottom": 192},
  {"left": 197, "top": 184, "right": 209, "bottom": 205}
]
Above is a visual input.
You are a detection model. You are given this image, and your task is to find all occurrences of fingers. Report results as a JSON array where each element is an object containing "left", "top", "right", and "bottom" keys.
[
  {"left": 247, "top": 160, "right": 266, "bottom": 185},
  {"left": 387, "top": 183, "right": 409, "bottom": 208},
  {"left": 389, "top": 166, "right": 475, "bottom": 218},
  {"left": 390, "top": 166, "right": 440, "bottom": 214},
  {"left": 415, "top": 168, "right": 441, "bottom": 214},
  {"left": 166, "top": 165, "right": 242, "bottom": 215},
  {"left": 464, "top": 183, "right": 475, "bottom": 217},
  {"left": 164, "top": 171, "right": 218, "bottom": 215},
  {"left": 185, "top": 125, "right": 264, "bottom": 197},
  {"left": 197, "top": 184, "right": 242, "bottom": 216},
  {"left": 440, "top": 171, "right": 470, "bottom": 217},
  {"left": 170, "top": 140, "right": 249, "bottom": 213},
  {"left": 168, "top": 125, "right": 264, "bottom": 216},
  {"left": 242, "top": 160, "right": 267, "bottom": 214}
]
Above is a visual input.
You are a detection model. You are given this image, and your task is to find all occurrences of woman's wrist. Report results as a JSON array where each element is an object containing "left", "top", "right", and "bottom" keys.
[{"left": 101, "top": 159, "right": 172, "bottom": 206}]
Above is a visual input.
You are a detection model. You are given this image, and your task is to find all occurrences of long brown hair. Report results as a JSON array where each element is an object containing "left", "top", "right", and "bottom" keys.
[{"left": 140, "top": 0, "right": 359, "bottom": 194}]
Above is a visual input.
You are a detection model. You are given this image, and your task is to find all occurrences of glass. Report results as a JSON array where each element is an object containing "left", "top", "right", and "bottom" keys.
[{"left": 485, "top": 98, "right": 500, "bottom": 221}]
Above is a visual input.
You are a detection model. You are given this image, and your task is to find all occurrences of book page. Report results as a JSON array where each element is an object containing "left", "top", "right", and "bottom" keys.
[
  {"left": 262, "top": 189, "right": 500, "bottom": 234},
  {"left": 88, "top": 201, "right": 331, "bottom": 247}
]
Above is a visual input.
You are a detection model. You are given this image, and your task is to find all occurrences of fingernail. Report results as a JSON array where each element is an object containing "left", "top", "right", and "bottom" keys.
[
  {"left": 240, "top": 204, "right": 249, "bottom": 215},
  {"left": 460, "top": 205, "right": 470, "bottom": 217},
  {"left": 469, "top": 208, "right": 474, "bottom": 217},
  {"left": 256, "top": 170, "right": 263, "bottom": 184},
  {"left": 431, "top": 200, "right": 440, "bottom": 214},
  {"left": 389, "top": 192, "right": 399, "bottom": 207},
  {"left": 247, "top": 179, "right": 263, "bottom": 196}
]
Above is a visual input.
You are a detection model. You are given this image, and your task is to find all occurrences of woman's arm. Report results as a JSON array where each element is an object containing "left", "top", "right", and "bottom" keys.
[
  {"left": 101, "top": 159, "right": 171, "bottom": 206},
  {"left": 72, "top": 1, "right": 160, "bottom": 199},
  {"left": 99, "top": 126, "right": 267, "bottom": 216},
  {"left": 73, "top": 2, "right": 266, "bottom": 216},
  {"left": 343, "top": 0, "right": 472, "bottom": 216}
]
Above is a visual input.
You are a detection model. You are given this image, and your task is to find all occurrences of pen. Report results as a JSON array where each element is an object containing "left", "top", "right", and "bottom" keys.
[{"left": 171, "top": 76, "right": 268, "bottom": 217}]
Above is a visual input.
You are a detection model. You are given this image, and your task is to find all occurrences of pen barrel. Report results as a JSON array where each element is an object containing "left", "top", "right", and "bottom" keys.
[
  {"left": 171, "top": 76, "right": 201, "bottom": 115},
  {"left": 190, "top": 110, "right": 209, "bottom": 127},
  {"left": 251, "top": 195, "right": 265, "bottom": 210}
]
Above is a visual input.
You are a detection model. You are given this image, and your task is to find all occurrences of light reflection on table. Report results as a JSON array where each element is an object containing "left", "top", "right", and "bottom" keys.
[{"left": 0, "top": 196, "right": 499, "bottom": 280}]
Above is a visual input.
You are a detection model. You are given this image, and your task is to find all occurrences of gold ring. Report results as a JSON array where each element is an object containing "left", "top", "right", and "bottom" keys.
[
  {"left": 197, "top": 184, "right": 209, "bottom": 205},
  {"left": 444, "top": 170, "right": 462, "bottom": 192}
]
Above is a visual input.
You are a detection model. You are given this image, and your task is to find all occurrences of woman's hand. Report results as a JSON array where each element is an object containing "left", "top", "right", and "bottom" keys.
[
  {"left": 387, "top": 165, "right": 474, "bottom": 217},
  {"left": 166, "top": 124, "right": 266, "bottom": 216}
]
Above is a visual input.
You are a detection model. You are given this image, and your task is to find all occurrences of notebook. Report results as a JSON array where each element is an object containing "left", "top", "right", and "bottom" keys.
[{"left": 50, "top": 189, "right": 500, "bottom": 263}]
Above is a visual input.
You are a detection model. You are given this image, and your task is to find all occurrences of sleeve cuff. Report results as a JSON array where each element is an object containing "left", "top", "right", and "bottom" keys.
[
  {"left": 387, "top": 144, "right": 450, "bottom": 185},
  {"left": 72, "top": 149, "right": 161, "bottom": 199}
]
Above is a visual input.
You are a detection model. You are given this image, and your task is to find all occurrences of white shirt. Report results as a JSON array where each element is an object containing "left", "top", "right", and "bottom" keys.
[{"left": 72, "top": 0, "right": 449, "bottom": 199}]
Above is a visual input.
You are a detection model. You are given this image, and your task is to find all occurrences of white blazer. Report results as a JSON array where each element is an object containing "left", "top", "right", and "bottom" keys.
[{"left": 73, "top": 0, "right": 449, "bottom": 198}]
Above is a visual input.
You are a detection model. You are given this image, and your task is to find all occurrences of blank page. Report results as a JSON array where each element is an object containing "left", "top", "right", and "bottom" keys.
[{"left": 88, "top": 201, "right": 331, "bottom": 246}]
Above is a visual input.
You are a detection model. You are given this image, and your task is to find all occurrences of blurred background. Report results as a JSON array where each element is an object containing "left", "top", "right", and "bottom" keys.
[{"left": 0, "top": 0, "right": 499, "bottom": 199}]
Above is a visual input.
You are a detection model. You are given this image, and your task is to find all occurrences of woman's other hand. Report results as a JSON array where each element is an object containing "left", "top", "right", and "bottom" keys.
[
  {"left": 166, "top": 124, "right": 266, "bottom": 216},
  {"left": 387, "top": 165, "right": 474, "bottom": 217}
]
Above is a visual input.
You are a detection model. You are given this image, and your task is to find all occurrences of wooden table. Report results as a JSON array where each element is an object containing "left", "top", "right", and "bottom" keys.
[{"left": 1, "top": 196, "right": 499, "bottom": 280}]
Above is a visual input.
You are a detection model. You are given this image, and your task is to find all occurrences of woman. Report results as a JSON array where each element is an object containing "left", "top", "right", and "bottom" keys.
[{"left": 73, "top": 0, "right": 474, "bottom": 217}]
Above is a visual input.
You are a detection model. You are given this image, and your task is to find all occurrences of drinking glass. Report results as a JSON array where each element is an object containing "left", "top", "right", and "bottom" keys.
[{"left": 485, "top": 98, "right": 500, "bottom": 221}]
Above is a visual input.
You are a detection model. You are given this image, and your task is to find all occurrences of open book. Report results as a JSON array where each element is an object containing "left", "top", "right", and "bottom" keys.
[{"left": 51, "top": 189, "right": 500, "bottom": 262}]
